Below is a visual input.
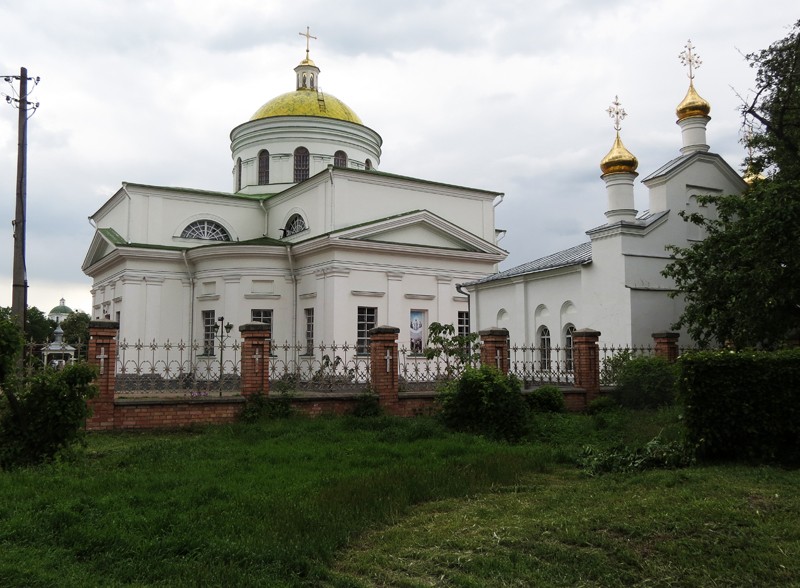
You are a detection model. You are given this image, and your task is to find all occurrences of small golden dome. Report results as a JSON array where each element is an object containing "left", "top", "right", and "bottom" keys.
[
  {"left": 600, "top": 132, "right": 638, "bottom": 175},
  {"left": 299, "top": 57, "right": 316, "bottom": 67},
  {"left": 250, "top": 90, "right": 363, "bottom": 124},
  {"left": 676, "top": 82, "right": 711, "bottom": 120}
]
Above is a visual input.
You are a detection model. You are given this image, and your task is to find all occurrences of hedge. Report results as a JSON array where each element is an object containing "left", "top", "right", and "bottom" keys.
[{"left": 679, "top": 349, "right": 800, "bottom": 463}]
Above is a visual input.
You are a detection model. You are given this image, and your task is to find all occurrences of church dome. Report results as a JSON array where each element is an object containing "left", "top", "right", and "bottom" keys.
[
  {"left": 676, "top": 82, "right": 711, "bottom": 120},
  {"left": 600, "top": 132, "right": 638, "bottom": 175},
  {"left": 250, "top": 90, "right": 363, "bottom": 125},
  {"left": 49, "top": 299, "right": 73, "bottom": 316}
]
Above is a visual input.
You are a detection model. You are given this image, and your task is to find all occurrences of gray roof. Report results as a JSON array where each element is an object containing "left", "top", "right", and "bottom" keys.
[
  {"left": 466, "top": 241, "right": 592, "bottom": 286},
  {"left": 641, "top": 153, "right": 694, "bottom": 182}
]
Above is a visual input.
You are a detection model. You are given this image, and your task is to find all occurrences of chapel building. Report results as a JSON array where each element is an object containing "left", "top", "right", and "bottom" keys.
[{"left": 82, "top": 40, "right": 507, "bottom": 355}]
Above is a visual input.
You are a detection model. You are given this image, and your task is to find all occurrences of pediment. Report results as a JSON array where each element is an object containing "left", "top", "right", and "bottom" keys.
[
  {"left": 82, "top": 228, "right": 124, "bottom": 272},
  {"left": 334, "top": 211, "right": 505, "bottom": 255}
]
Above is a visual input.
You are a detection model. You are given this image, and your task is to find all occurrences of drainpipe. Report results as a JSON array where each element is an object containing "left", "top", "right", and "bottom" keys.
[
  {"left": 285, "top": 245, "right": 298, "bottom": 362},
  {"left": 182, "top": 250, "right": 195, "bottom": 353},
  {"left": 258, "top": 198, "right": 269, "bottom": 237}
]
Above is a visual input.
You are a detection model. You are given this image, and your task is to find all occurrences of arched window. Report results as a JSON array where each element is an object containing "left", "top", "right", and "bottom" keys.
[
  {"left": 258, "top": 150, "right": 269, "bottom": 185},
  {"left": 564, "top": 324, "right": 575, "bottom": 372},
  {"left": 294, "top": 147, "right": 310, "bottom": 182},
  {"left": 539, "top": 326, "right": 551, "bottom": 372},
  {"left": 235, "top": 157, "right": 242, "bottom": 192},
  {"left": 181, "top": 220, "right": 231, "bottom": 241},
  {"left": 334, "top": 150, "right": 347, "bottom": 168},
  {"left": 365, "top": 159, "right": 373, "bottom": 171},
  {"left": 282, "top": 214, "right": 307, "bottom": 237}
]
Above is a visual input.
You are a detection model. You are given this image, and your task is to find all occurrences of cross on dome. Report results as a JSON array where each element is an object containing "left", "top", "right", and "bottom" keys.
[
  {"left": 606, "top": 95, "right": 627, "bottom": 132},
  {"left": 299, "top": 26, "right": 317, "bottom": 60},
  {"left": 679, "top": 40, "right": 702, "bottom": 80}
]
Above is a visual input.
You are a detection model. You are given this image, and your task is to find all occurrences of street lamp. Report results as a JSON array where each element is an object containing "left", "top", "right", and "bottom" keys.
[{"left": 215, "top": 317, "right": 234, "bottom": 396}]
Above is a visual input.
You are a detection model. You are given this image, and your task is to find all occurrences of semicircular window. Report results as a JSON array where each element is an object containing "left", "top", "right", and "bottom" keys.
[
  {"left": 283, "top": 214, "right": 307, "bottom": 237},
  {"left": 180, "top": 220, "right": 231, "bottom": 241}
]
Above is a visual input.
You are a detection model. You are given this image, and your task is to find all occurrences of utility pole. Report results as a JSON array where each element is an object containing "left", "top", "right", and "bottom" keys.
[{"left": 3, "top": 67, "right": 40, "bottom": 339}]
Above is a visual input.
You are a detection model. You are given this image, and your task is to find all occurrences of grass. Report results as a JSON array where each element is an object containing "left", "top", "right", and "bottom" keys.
[{"left": 1, "top": 409, "right": 798, "bottom": 586}]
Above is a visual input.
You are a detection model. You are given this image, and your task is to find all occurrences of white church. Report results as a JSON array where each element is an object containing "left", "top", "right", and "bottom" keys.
[
  {"left": 83, "top": 36, "right": 746, "bottom": 356},
  {"left": 82, "top": 35, "right": 507, "bottom": 355},
  {"left": 464, "top": 42, "right": 747, "bottom": 349}
]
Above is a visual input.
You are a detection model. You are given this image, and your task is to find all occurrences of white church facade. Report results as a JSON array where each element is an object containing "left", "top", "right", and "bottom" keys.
[
  {"left": 464, "top": 48, "right": 747, "bottom": 349},
  {"left": 82, "top": 41, "right": 507, "bottom": 355}
]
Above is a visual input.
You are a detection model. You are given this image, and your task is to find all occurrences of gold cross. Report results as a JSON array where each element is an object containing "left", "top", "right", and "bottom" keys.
[
  {"left": 299, "top": 26, "right": 317, "bottom": 59},
  {"left": 679, "top": 40, "right": 702, "bottom": 80},
  {"left": 606, "top": 95, "right": 627, "bottom": 132}
]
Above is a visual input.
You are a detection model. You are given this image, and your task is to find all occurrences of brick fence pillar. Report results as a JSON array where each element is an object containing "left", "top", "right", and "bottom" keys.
[
  {"left": 239, "top": 323, "right": 272, "bottom": 398},
  {"left": 652, "top": 332, "right": 680, "bottom": 363},
  {"left": 573, "top": 328, "right": 601, "bottom": 402},
  {"left": 479, "top": 328, "right": 510, "bottom": 373},
  {"left": 369, "top": 326, "right": 400, "bottom": 414},
  {"left": 86, "top": 320, "right": 119, "bottom": 431}
]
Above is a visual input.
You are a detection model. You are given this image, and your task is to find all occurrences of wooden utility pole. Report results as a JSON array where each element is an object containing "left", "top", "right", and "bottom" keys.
[{"left": 11, "top": 66, "right": 29, "bottom": 336}]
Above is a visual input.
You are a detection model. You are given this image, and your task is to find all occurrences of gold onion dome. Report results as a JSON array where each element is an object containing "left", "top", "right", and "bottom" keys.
[
  {"left": 600, "top": 132, "right": 639, "bottom": 175},
  {"left": 676, "top": 82, "right": 711, "bottom": 120},
  {"left": 250, "top": 90, "right": 363, "bottom": 124}
]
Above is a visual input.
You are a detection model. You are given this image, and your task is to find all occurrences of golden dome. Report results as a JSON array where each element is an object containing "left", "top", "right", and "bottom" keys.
[
  {"left": 600, "top": 132, "right": 638, "bottom": 175},
  {"left": 676, "top": 82, "right": 711, "bottom": 120},
  {"left": 250, "top": 90, "right": 363, "bottom": 124}
]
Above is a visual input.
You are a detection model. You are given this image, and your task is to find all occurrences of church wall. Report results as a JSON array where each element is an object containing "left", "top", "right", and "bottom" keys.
[{"left": 581, "top": 238, "right": 633, "bottom": 345}]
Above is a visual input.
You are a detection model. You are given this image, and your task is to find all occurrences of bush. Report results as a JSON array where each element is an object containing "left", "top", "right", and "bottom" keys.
[
  {"left": 526, "top": 385, "right": 565, "bottom": 413},
  {"left": 0, "top": 362, "right": 98, "bottom": 469},
  {"left": 437, "top": 365, "right": 528, "bottom": 442},
  {"left": 587, "top": 395, "right": 618, "bottom": 415},
  {"left": 351, "top": 391, "right": 382, "bottom": 418},
  {"left": 239, "top": 391, "right": 294, "bottom": 423},
  {"left": 612, "top": 356, "right": 677, "bottom": 409}
]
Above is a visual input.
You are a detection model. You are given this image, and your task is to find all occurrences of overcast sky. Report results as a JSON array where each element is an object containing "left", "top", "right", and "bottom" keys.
[{"left": 0, "top": 1, "right": 795, "bottom": 315}]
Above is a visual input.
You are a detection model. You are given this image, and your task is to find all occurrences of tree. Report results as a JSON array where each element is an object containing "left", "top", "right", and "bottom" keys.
[
  {"left": 662, "top": 21, "right": 800, "bottom": 348},
  {"left": 60, "top": 311, "right": 91, "bottom": 345},
  {"left": 0, "top": 306, "right": 56, "bottom": 344}
]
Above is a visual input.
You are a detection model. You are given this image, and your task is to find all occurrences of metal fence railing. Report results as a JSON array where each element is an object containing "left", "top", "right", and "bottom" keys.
[{"left": 269, "top": 341, "right": 370, "bottom": 394}]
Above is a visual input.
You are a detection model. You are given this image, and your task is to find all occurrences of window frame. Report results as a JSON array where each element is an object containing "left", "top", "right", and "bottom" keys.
[
  {"left": 356, "top": 306, "right": 377, "bottom": 355},
  {"left": 294, "top": 146, "right": 310, "bottom": 182},
  {"left": 202, "top": 310, "right": 216, "bottom": 356},
  {"left": 258, "top": 150, "right": 270, "bottom": 185}
]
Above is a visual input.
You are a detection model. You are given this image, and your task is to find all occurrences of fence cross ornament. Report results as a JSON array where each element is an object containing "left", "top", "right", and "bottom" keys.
[
  {"left": 252, "top": 345, "right": 262, "bottom": 368},
  {"left": 495, "top": 348, "right": 502, "bottom": 369},
  {"left": 385, "top": 348, "right": 392, "bottom": 373},
  {"left": 96, "top": 345, "right": 108, "bottom": 375}
]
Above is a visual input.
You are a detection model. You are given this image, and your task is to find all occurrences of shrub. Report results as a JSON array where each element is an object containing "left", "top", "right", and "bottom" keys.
[
  {"left": 351, "top": 391, "right": 382, "bottom": 418},
  {"left": 587, "top": 395, "right": 618, "bottom": 415},
  {"left": 527, "top": 385, "right": 566, "bottom": 413},
  {"left": 239, "top": 391, "right": 294, "bottom": 423},
  {"left": 437, "top": 365, "right": 528, "bottom": 442},
  {"left": 0, "top": 362, "right": 98, "bottom": 469},
  {"left": 612, "top": 356, "right": 677, "bottom": 409}
]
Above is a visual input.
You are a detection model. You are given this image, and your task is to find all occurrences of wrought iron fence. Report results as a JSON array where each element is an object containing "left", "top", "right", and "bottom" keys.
[
  {"left": 599, "top": 344, "right": 655, "bottom": 386},
  {"left": 23, "top": 339, "right": 88, "bottom": 375},
  {"left": 508, "top": 343, "right": 575, "bottom": 387},
  {"left": 269, "top": 341, "right": 371, "bottom": 393},
  {"left": 115, "top": 339, "right": 242, "bottom": 397},
  {"left": 398, "top": 342, "right": 480, "bottom": 392}
]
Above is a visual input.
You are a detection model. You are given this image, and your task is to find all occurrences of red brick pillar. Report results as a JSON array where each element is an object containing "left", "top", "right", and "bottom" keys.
[
  {"left": 239, "top": 323, "right": 271, "bottom": 398},
  {"left": 86, "top": 320, "right": 119, "bottom": 431},
  {"left": 479, "top": 328, "right": 510, "bottom": 373},
  {"left": 573, "top": 329, "right": 601, "bottom": 402},
  {"left": 652, "top": 332, "right": 680, "bottom": 363},
  {"left": 369, "top": 326, "right": 400, "bottom": 414}
]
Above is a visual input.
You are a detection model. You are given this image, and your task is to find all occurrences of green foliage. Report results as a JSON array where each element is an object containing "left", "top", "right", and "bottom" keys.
[
  {"left": 679, "top": 349, "right": 800, "bottom": 463},
  {"left": 351, "top": 390, "right": 382, "bottom": 417},
  {"left": 0, "top": 313, "right": 23, "bottom": 384},
  {"left": 239, "top": 390, "right": 294, "bottom": 423},
  {"left": 0, "top": 362, "right": 98, "bottom": 469},
  {"left": 526, "top": 384, "right": 566, "bottom": 413},
  {"left": 424, "top": 321, "right": 479, "bottom": 376},
  {"left": 437, "top": 365, "right": 528, "bottom": 442},
  {"left": 612, "top": 356, "right": 677, "bottom": 409},
  {"left": 60, "top": 311, "right": 91, "bottom": 345},
  {"left": 601, "top": 348, "right": 633, "bottom": 384},
  {"left": 25, "top": 307, "right": 57, "bottom": 344},
  {"left": 587, "top": 395, "right": 619, "bottom": 415},
  {"left": 663, "top": 22, "right": 800, "bottom": 348},
  {"left": 578, "top": 435, "right": 697, "bottom": 476}
]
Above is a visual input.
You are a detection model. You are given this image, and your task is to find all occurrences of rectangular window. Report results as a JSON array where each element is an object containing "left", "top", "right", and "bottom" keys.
[
  {"left": 304, "top": 308, "right": 314, "bottom": 355},
  {"left": 251, "top": 309, "right": 274, "bottom": 355},
  {"left": 202, "top": 310, "right": 216, "bottom": 356},
  {"left": 356, "top": 306, "right": 377, "bottom": 354},
  {"left": 457, "top": 311, "right": 470, "bottom": 338}
]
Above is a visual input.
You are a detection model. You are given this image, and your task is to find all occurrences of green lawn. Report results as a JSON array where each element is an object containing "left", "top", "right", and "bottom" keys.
[{"left": 1, "top": 411, "right": 798, "bottom": 586}]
